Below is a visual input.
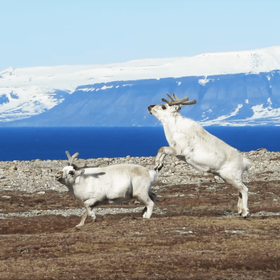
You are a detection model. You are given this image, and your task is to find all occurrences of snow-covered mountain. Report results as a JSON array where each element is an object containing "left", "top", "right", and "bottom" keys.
[{"left": 1, "top": 46, "right": 280, "bottom": 126}]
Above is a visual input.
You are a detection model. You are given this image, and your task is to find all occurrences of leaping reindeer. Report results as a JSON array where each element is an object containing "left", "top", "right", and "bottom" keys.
[{"left": 148, "top": 93, "right": 251, "bottom": 218}]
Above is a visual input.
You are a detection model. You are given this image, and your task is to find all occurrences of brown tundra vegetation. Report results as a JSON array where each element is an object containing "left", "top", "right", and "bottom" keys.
[{"left": 1, "top": 148, "right": 280, "bottom": 279}]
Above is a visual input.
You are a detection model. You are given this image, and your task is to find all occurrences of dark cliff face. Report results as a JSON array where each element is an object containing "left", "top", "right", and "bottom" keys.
[{"left": 1, "top": 70, "right": 280, "bottom": 127}]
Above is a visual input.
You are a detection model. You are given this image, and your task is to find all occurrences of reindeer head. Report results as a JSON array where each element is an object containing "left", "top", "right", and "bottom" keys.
[
  {"left": 148, "top": 93, "right": 196, "bottom": 120},
  {"left": 56, "top": 151, "right": 85, "bottom": 185},
  {"left": 56, "top": 165, "right": 85, "bottom": 185},
  {"left": 56, "top": 151, "right": 105, "bottom": 188}
]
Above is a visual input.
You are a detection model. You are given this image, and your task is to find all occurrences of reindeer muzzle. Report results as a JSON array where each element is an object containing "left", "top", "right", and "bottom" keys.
[{"left": 148, "top": 105, "right": 155, "bottom": 114}]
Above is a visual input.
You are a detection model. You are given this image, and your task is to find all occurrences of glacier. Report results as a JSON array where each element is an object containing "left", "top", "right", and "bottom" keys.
[{"left": 0, "top": 46, "right": 280, "bottom": 126}]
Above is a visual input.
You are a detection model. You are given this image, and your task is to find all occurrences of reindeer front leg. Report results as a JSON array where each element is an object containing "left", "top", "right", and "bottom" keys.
[
  {"left": 76, "top": 209, "right": 88, "bottom": 228},
  {"left": 76, "top": 198, "right": 97, "bottom": 228},
  {"left": 154, "top": 146, "right": 176, "bottom": 171}
]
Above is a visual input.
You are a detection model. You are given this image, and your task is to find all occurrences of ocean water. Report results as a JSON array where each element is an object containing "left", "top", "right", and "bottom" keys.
[{"left": 0, "top": 126, "right": 280, "bottom": 161}]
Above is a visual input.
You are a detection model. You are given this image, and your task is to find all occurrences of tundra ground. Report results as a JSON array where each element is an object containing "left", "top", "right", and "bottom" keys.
[
  {"left": 1, "top": 150, "right": 280, "bottom": 279},
  {"left": 1, "top": 178, "right": 280, "bottom": 280}
]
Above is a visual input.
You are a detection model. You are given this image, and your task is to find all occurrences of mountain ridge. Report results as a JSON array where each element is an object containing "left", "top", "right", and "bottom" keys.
[{"left": 1, "top": 46, "right": 280, "bottom": 126}]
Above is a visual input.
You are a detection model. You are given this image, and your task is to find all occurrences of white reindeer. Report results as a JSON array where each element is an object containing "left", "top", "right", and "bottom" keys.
[
  {"left": 56, "top": 151, "right": 157, "bottom": 227},
  {"left": 148, "top": 94, "right": 251, "bottom": 218}
]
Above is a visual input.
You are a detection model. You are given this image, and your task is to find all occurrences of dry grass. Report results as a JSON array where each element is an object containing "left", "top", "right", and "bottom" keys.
[{"left": 1, "top": 179, "right": 280, "bottom": 279}]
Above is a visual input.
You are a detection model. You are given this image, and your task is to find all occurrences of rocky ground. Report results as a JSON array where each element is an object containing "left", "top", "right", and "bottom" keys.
[{"left": 1, "top": 148, "right": 280, "bottom": 279}]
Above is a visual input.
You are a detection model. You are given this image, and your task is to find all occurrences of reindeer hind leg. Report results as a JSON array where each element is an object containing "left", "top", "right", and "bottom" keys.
[{"left": 219, "top": 171, "right": 249, "bottom": 218}]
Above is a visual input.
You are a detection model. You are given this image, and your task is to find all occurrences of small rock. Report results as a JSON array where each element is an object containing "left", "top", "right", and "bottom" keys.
[
  {"left": 6, "top": 165, "right": 17, "bottom": 174},
  {"left": 37, "top": 191, "right": 46, "bottom": 195}
]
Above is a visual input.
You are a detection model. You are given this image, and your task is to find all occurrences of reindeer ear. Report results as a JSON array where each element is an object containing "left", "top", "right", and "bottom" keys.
[
  {"left": 80, "top": 169, "right": 85, "bottom": 175},
  {"left": 76, "top": 169, "right": 85, "bottom": 176}
]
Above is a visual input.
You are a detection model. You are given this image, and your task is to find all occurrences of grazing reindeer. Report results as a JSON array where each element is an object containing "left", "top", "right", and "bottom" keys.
[
  {"left": 148, "top": 94, "right": 251, "bottom": 217},
  {"left": 56, "top": 151, "right": 157, "bottom": 227}
]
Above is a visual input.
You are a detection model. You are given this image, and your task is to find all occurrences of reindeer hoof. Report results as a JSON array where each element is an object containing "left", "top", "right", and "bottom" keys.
[
  {"left": 142, "top": 207, "right": 147, "bottom": 215},
  {"left": 242, "top": 212, "right": 250, "bottom": 219}
]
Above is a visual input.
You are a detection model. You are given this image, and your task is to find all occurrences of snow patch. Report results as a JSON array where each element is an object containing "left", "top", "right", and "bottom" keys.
[
  {"left": 101, "top": 85, "right": 113, "bottom": 90},
  {"left": 198, "top": 78, "right": 210, "bottom": 86},
  {"left": 247, "top": 103, "right": 280, "bottom": 120},
  {"left": 198, "top": 77, "right": 215, "bottom": 86},
  {"left": 267, "top": 97, "right": 272, "bottom": 106},
  {"left": 79, "top": 87, "right": 95, "bottom": 92},
  {"left": 0, "top": 87, "right": 65, "bottom": 122},
  {"left": 201, "top": 104, "right": 243, "bottom": 126}
]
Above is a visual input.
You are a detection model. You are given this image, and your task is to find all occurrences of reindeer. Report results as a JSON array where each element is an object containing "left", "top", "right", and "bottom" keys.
[
  {"left": 56, "top": 151, "right": 157, "bottom": 227},
  {"left": 148, "top": 94, "right": 251, "bottom": 218}
]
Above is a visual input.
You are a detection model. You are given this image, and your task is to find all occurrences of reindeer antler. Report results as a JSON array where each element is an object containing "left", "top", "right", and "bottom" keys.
[
  {"left": 162, "top": 93, "right": 197, "bottom": 106},
  {"left": 65, "top": 151, "right": 100, "bottom": 169},
  {"left": 65, "top": 151, "right": 79, "bottom": 166}
]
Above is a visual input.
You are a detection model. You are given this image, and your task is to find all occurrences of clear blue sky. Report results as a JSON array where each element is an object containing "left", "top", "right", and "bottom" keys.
[{"left": 1, "top": 0, "right": 280, "bottom": 71}]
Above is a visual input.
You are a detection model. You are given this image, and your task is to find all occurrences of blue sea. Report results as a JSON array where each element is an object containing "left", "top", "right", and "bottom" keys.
[{"left": 0, "top": 126, "right": 280, "bottom": 161}]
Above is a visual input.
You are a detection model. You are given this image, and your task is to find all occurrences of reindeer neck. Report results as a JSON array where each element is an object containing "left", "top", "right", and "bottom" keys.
[
  {"left": 64, "top": 182, "right": 75, "bottom": 194},
  {"left": 161, "top": 112, "right": 183, "bottom": 128},
  {"left": 161, "top": 113, "right": 196, "bottom": 142}
]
